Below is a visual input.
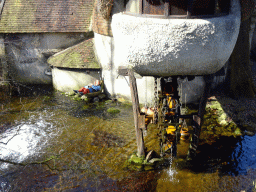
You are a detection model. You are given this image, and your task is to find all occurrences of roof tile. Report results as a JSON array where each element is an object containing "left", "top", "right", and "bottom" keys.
[{"left": 0, "top": 0, "right": 95, "bottom": 33}]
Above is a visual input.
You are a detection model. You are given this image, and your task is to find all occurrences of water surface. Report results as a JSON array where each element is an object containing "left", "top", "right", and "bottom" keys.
[{"left": 1, "top": 90, "right": 256, "bottom": 191}]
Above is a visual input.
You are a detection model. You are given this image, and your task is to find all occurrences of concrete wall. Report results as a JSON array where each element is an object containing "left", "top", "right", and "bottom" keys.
[
  {"left": 5, "top": 33, "right": 87, "bottom": 84},
  {"left": 52, "top": 67, "right": 101, "bottom": 92},
  {"left": 94, "top": 0, "right": 241, "bottom": 105},
  {"left": 111, "top": 0, "right": 240, "bottom": 76},
  {"left": 94, "top": 32, "right": 207, "bottom": 105},
  {"left": 93, "top": 32, "right": 156, "bottom": 104},
  {"left": 0, "top": 34, "right": 7, "bottom": 82}
]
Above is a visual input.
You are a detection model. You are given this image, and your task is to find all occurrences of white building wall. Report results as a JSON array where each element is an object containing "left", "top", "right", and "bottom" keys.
[
  {"left": 111, "top": 0, "right": 240, "bottom": 76},
  {"left": 94, "top": 0, "right": 241, "bottom": 105}
]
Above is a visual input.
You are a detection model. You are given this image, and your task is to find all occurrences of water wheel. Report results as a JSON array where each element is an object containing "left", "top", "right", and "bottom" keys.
[{"left": 156, "top": 75, "right": 213, "bottom": 159}]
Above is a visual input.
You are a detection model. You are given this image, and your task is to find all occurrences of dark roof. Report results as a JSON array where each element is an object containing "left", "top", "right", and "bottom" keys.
[
  {"left": 48, "top": 38, "right": 100, "bottom": 69},
  {"left": 0, "top": 0, "right": 95, "bottom": 33}
]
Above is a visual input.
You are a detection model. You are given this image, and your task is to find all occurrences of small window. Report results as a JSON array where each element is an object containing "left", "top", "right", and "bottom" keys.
[
  {"left": 192, "top": 0, "right": 215, "bottom": 16},
  {"left": 169, "top": 0, "right": 188, "bottom": 16},
  {"left": 143, "top": 0, "right": 165, "bottom": 15},
  {"left": 125, "top": 0, "right": 230, "bottom": 18}
]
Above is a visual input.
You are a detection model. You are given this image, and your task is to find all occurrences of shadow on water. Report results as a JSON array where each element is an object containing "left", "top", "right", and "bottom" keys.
[
  {"left": 1, "top": 83, "right": 256, "bottom": 191},
  {"left": 203, "top": 60, "right": 256, "bottom": 176}
]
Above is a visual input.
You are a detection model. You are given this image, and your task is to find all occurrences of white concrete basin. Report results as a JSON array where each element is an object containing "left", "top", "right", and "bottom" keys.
[{"left": 111, "top": 0, "right": 241, "bottom": 76}]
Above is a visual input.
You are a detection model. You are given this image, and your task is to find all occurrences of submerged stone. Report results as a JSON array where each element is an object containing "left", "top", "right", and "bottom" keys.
[
  {"left": 98, "top": 93, "right": 106, "bottom": 100},
  {"left": 93, "top": 97, "right": 99, "bottom": 103}
]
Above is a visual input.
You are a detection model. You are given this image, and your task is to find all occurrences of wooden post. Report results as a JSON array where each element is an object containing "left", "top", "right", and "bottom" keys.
[{"left": 128, "top": 69, "right": 145, "bottom": 158}]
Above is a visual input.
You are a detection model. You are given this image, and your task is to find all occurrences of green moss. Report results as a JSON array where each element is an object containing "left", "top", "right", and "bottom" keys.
[
  {"left": 105, "top": 100, "right": 113, "bottom": 104},
  {"left": 128, "top": 154, "right": 144, "bottom": 164},
  {"left": 81, "top": 95, "right": 89, "bottom": 102},
  {"left": 234, "top": 128, "right": 242, "bottom": 136},
  {"left": 73, "top": 94, "right": 81, "bottom": 101},
  {"left": 107, "top": 108, "right": 120, "bottom": 114},
  {"left": 0, "top": 0, "right": 35, "bottom": 32},
  {"left": 48, "top": 39, "right": 100, "bottom": 69}
]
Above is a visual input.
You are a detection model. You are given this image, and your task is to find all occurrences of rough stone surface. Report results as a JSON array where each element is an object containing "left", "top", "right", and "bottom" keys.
[
  {"left": 94, "top": 0, "right": 241, "bottom": 104},
  {"left": 94, "top": 32, "right": 213, "bottom": 104},
  {"left": 111, "top": 0, "right": 240, "bottom": 76},
  {"left": 94, "top": 32, "right": 211, "bottom": 104},
  {"left": 5, "top": 33, "right": 87, "bottom": 84}
]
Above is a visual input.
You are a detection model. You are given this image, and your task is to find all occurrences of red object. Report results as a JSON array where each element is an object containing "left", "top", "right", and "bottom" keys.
[{"left": 78, "top": 87, "right": 90, "bottom": 94}]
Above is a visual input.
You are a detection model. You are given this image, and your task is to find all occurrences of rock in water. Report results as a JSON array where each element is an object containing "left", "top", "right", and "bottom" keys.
[
  {"left": 68, "top": 92, "right": 75, "bottom": 96},
  {"left": 98, "top": 93, "right": 106, "bottom": 99},
  {"left": 93, "top": 97, "right": 100, "bottom": 103},
  {"left": 145, "top": 150, "right": 154, "bottom": 162},
  {"left": 81, "top": 95, "right": 88, "bottom": 100}
]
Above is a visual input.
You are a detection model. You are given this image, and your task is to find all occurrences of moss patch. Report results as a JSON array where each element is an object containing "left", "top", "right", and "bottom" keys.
[
  {"left": 199, "top": 100, "right": 242, "bottom": 145},
  {"left": 127, "top": 154, "right": 164, "bottom": 171},
  {"left": 48, "top": 38, "right": 100, "bottom": 69},
  {"left": 107, "top": 108, "right": 120, "bottom": 114}
]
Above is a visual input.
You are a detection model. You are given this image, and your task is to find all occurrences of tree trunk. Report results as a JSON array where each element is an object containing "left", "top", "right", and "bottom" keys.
[{"left": 229, "top": 18, "right": 256, "bottom": 98}]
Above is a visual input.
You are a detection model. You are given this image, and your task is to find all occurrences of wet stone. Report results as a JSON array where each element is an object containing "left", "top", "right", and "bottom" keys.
[
  {"left": 81, "top": 95, "right": 88, "bottom": 101},
  {"left": 98, "top": 93, "right": 106, "bottom": 100},
  {"left": 145, "top": 150, "right": 155, "bottom": 162},
  {"left": 93, "top": 97, "right": 99, "bottom": 103},
  {"left": 244, "top": 130, "right": 255, "bottom": 136}
]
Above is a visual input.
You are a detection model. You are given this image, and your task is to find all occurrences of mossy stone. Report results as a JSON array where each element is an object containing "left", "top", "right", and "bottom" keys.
[
  {"left": 234, "top": 128, "right": 242, "bottom": 136},
  {"left": 128, "top": 154, "right": 144, "bottom": 165},
  {"left": 81, "top": 95, "right": 88, "bottom": 101},
  {"left": 68, "top": 92, "right": 75, "bottom": 96},
  {"left": 107, "top": 108, "right": 120, "bottom": 114}
]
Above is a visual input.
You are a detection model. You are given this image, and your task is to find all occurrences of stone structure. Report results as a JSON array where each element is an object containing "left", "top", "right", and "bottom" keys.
[
  {"left": 48, "top": 38, "right": 101, "bottom": 92},
  {"left": 0, "top": 0, "right": 255, "bottom": 105},
  {"left": 0, "top": 0, "right": 95, "bottom": 85},
  {"left": 92, "top": 0, "right": 242, "bottom": 104}
]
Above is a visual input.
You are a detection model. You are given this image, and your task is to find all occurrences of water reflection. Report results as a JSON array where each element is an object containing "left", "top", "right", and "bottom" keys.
[
  {"left": 229, "top": 135, "right": 256, "bottom": 175},
  {"left": 1, "top": 92, "right": 256, "bottom": 191}
]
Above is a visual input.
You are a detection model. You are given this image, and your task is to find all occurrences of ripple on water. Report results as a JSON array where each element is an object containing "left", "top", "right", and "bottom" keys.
[
  {"left": 0, "top": 111, "right": 60, "bottom": 170},
  {"left": 229, "top": 135, "right": 256, "bottom": 174}
]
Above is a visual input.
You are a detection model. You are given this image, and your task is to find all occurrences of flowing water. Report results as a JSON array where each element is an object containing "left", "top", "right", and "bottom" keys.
[{"left": 1, "top": 88, "right": 256, "bottom": 192}]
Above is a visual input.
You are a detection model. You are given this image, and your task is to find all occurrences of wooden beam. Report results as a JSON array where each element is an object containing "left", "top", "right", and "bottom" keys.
[
  {"left": 128, "top": 69, "right": 145, "bottom": 157},
  {"left": 187, "top": 75, "right": 213, "bottom": 160}
]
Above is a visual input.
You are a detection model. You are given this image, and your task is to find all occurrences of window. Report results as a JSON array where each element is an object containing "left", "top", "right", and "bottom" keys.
[{"left": 125, "top": 0, "right": 230, "bottom": 18}]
